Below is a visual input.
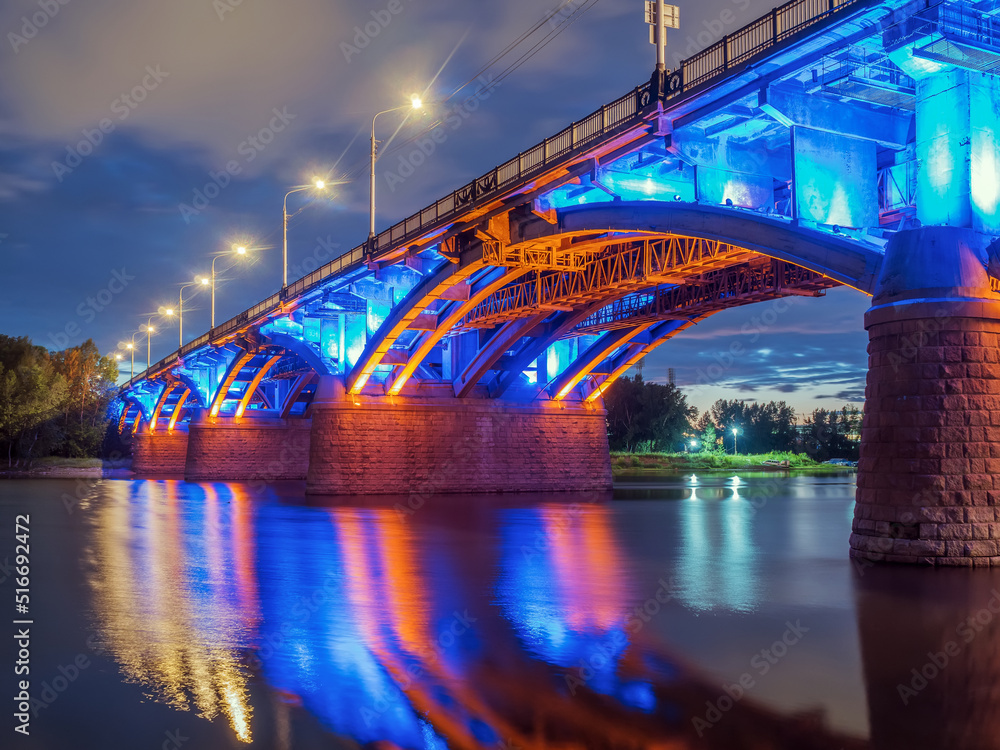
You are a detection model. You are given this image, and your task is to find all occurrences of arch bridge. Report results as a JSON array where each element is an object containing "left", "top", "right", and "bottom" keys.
[{"left": 120, "top": 0, "right": 1000, "bottom": 565}]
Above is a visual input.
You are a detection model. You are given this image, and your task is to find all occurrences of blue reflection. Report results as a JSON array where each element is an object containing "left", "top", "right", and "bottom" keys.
[
  {"left": 676, "top": 479, "right": 760, "bottom": 612},
  {"left": 255, "top": 504, "right": 447, "bottom": 748},
  {"left": 494, "top": 506, "right": 638, "bottom": 702}
]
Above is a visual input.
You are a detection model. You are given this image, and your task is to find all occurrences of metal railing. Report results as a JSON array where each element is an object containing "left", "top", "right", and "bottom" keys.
[
  {"left": 680, "top": 0, "right": 860, "bottom": 90},
  {"left": 121, "top": 0, "right": 868, "bottom": 392}
]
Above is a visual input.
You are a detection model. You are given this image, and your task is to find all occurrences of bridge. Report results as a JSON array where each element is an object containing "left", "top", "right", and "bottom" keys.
[{"left": 118, "top": 0, "right": 1000, "bottom": 565}]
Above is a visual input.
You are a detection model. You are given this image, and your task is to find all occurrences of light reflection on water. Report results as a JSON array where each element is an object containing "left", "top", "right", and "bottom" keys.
[
  {"left": 63, "top": 473, "right": 1000, "bottom": 749},
  {"left": 90, "top": 481, "right": 256, "bottom": 742}
]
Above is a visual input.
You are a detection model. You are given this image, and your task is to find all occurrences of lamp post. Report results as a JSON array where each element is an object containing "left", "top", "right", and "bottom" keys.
[
  {"left": 210, "top": 245, "right": 247, "bottom": 329},
  {"left": 732, "top": 427, "right": 739, "bottom": 455},
  {"left": 369, "top": 96, "right": 422, "bottom": 251},
  {"left": 123, "top": 333, "right": 140, "bottom": 380},
  {"left": 282, "top": 182, "right": 326, "bottom": 289},
  {"left": 143, "top": 320, "right": 155, "bottom": 373},
  {"left": 179, "top": 278, "right": 210, "bottom": 347},
  {"left": 144, "top": 310, "right": 172, "bottom": 371}
]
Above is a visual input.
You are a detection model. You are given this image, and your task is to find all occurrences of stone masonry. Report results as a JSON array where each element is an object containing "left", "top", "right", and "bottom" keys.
[{"left": 306, "top": 390, "right": 613, "bottom": 496}]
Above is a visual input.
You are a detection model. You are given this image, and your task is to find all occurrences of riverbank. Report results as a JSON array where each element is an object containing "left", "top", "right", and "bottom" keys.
[
  {"left": 0, "top": 457, "right": 134, "bottom": 478},
  {"left": 612, "top": 451, "right": 856, "bottom": 476}
]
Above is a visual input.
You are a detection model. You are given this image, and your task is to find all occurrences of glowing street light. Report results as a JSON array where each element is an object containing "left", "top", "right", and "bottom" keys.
[
  {"left": 283, "top": 181, "right": 326, "bottom": 289},
  {"left": 210, "top": 244, "right": 251, "bottom": 328},
  {"left": 732, "top": 427, "right": 739, "bottom": 455},
  {"left": 122, "top": 337, "right": 137, "bottom": 379},
  {"left": 369, "top": 95, "right": 423, "bottom": 250},
  {"left": 689, "top": 439, "right": 697, "bottom": 453},
  {"left": 143, "top": 320, "right": 156, "bottom": 372},
  {"left": 178, "top": 278, "right": 208, "bottom": 347}
]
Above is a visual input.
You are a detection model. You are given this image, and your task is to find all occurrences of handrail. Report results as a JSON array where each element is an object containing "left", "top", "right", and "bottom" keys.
[
  {"left": 119, "top": 0, "right": 867, "bottom": 393},
  {"left": 678, "top": 0, "right": 860, "bottom": 91}
]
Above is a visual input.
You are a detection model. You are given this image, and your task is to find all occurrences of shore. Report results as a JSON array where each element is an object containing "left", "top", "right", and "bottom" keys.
[
  {"left": 0, "top": 458, "right": 134, "bottom": 479},
  {"left": 611, "top": 451, "right": 856, "bottom": 477},
  {"left": 1, "top": 454, "right": 856, "bottom": 480}
]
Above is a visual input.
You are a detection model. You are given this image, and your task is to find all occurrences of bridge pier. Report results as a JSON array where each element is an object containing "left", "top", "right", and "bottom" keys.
[
  {"left": 132, "top": 426, "right": 189, "bottom": 476},
  {"left": 306, "top": 377, "right": 612, "bottom": 496},
  {"left": 851, "top": 227, "right": 1000, "bottom": 566},
  {"left": 184, "top": 411, "right": 312, "bottom": 482}
]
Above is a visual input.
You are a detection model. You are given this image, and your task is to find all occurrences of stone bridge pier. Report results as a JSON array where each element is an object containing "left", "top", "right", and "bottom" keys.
[
  {"left": 305, "top": 377, "right": 612, "bottom": 496},
  {"left": 851, "top": 227, "right": 1000, "bottom": 566}
]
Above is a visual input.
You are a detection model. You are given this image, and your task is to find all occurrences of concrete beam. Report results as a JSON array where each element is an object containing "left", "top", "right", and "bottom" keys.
[
  {"left": 669, "top": 132, "right": 790, "bottom": 181},
  {"left": 759, "top": 86, "right": 912, "bottom": 149}
]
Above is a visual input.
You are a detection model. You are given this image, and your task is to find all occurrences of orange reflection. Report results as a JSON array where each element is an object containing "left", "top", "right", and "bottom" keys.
[{"left": 89, "top": 481, "right": 258, "bottom": 743}]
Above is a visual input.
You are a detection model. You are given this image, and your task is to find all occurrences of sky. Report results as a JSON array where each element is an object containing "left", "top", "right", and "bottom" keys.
[{"left": 0, "top": 0, "right": 870, "bottom": 418}]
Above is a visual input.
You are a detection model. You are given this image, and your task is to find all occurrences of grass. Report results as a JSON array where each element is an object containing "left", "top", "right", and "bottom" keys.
[
  {"left": 611, "top": 450, "right": 852, "bottom": 475},
  {"left": 0, "top": 456, "right": 132, "bottom": 474}
]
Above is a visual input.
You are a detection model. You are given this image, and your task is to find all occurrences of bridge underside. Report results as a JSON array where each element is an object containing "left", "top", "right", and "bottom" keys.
[{"left": 125, "top": 215, "right": 849, "bottom": 492}]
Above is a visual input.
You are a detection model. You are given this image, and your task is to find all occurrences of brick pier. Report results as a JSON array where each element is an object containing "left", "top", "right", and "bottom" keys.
[
  {"left": 306, "top": 378, "right": 613, "bottom": 496},
  {"left": 184, "top": 413, "right": 312, "bottom": 481},
  {"left": 851, "top": 228, "right": 1000, "bottom": 565},
  {"left": 132, "top": 428, "right": 189, "bottom": 476}
]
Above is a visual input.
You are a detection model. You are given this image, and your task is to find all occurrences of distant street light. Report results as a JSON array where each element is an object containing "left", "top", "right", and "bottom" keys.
[
  {"left": 142, "top": 309, "right": 173, "bottom": 372},
  {"left": 123, "top": 336, "right": 138, "bottom": 379},
  {"left": 283, "top": 181, "right": 327, "bottom": 289},
  {"left": 178, "top": 278, "right": 208, "bottom": 347},
  {"left": 369, "top": 96, "right": 423, "bottom": 251},
  {"left": 210, "top": 244, "right": 249, "bottom": 329},
  {"left": 143, "top": 319, "right": 156, "bottom": 373},
  {"left": 690, "top": 439, "right": 697, "bottom": 453},
  {"left": 732, "top": 427, "right": 739, "bottom": 455}
]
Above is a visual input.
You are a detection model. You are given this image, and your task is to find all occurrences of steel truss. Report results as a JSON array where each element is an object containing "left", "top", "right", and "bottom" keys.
[
  {"left": 465, "top": 235, "right": 754, "bottom": 329},
  {"left": 574, "top": 259, "right": 837, "bottom": 334}
]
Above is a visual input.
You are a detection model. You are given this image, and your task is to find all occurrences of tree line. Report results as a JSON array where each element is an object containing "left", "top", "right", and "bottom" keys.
[
  {"left": 0, "top": 335, "right": 119, "bottom": 466},
  {"left": 604, "top": 374, "right": 861, "bottom": 459}
]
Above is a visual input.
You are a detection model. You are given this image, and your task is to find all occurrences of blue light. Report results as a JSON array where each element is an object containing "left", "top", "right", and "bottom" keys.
[{"left": 793, "top": 129, "right": 876, "bottom": 228}]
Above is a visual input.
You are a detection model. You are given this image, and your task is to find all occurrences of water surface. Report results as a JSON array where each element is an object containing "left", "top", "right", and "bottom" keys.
[{"left": 2, "top": 473, "right": 998, "bottom": 749}]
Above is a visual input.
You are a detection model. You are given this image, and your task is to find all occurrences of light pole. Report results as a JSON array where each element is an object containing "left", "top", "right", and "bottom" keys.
[
  {"left": 143, "top": 320, "right": 155, "bottom": 373},
  {"left": 690, "top": 439, "right": 697, "bottom": 453},
  {"left": 283, "top": 182, "right": 326, "bottom": 289},
  {"left": 369, "top": 96, "right": 422, "bottom": 250},
  {"left": 123, "top": 332, "right": 140, "bottom": 379},
  {"left": 732, "top": 427, "right": 739, "bottom": 455},
  {"left": 209, "top": 245, "right": 248, "bottom": 329},
  {"left": 143, "top": 310, "right": 172, "bottom": 372},
  {"left": 179, "top": 278, "right": 210, "bottom": 347}
]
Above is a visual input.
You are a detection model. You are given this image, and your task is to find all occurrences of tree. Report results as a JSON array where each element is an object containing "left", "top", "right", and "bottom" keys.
[
  {"left": 604, "top": 375, "right": 696, "bottom": 452},
  {"left": 705, "top": 399, "right": 797, "bottom": 454},
  {"left": 50, "top": 340, "right": 118, "bottom": 457},
  {"left": 0, "top": 336, "right": 118, "bottom": 465},
  {"left": 803, "top": 405, "right": 862, "bottom": 461},
  {"left": 0, "top": 336, "right": 67, "bottom": 466}
]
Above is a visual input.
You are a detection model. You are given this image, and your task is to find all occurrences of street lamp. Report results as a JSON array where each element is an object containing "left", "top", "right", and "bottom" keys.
[
  {"left": 143, "top": 309, "right": 173, "bottom": 372},
  {"left": 121, "top": 333, "right": 141, "bottom": 379},
  {"left": 369, "top": 95, "right": 423, "bottom": 250},
  {"left": 179, "top": 278, "right": 209, "bottom": 347},
  {"left": 283, "top": 181, "right": 326, "bottom": 289},
  {"left": 210, "top": 245, "right": 248, "bottom": 329},
  {"left": 143, "top": 322, "right": 155, "bottom": 372},
  {"left": 732, "top": 427, "right": 739, "bottom": 455},
  {"left": 690, "top": 439, "right": 697, "bottom": 453}
]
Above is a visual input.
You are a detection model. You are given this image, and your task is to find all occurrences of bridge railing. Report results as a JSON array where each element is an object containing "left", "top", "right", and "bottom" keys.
[
  {"left": 681, "top": 0, "right": 859, "bottom": 90},
  {"left": 120, "top": 0, "right": 868, "bottom": 394}
]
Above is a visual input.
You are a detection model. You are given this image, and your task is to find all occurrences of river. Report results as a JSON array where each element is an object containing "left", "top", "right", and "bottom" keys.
[{"left": 0, "top": 473, "right": 997, "bottom": 749}]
